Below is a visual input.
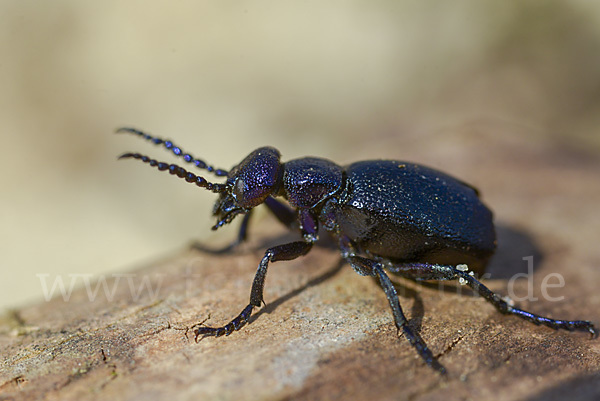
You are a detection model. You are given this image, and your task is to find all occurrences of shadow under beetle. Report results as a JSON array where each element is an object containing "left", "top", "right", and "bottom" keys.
[{"left": 117, "top": 127, "right": 598, "bottom": 374}]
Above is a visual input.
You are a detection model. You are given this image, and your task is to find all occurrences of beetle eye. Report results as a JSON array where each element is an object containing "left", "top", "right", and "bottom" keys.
[
  {"left": 232, "top": 177, "right": 246, "bottom": 202},
  {"left": 232, "top": 176, "right": 272, "bottom": 208}
]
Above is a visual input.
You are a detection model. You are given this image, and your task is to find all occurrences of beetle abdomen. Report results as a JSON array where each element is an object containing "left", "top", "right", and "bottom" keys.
[{"left": 323, "top": 160, "right": 496, "bottom": 271}]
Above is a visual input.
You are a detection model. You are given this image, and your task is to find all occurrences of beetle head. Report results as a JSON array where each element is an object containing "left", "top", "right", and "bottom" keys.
[
  {"left": 117, "top": 128, "right": 283, "bottom": 231},
  {"left": 212, "top": 147, "right": 282, "bottom": 230}
]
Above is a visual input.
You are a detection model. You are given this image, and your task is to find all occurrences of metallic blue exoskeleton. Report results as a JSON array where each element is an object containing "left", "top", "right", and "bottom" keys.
[{"left": 118, "top": 127, "right": 597, "bottom": 374}]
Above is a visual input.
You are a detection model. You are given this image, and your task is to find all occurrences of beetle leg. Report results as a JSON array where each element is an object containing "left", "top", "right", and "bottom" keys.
[
  {"left": 346, "top": 255, "right": 447, "bottom": 374},
  {"left": 264, "top": 196, "right": 297, "bottom": 228},
  {"left": 388, "top": 262, "right": 598, "bottom": 338},
  {"left": 195, "top": 241, "right": 313, "bottom": 340}
]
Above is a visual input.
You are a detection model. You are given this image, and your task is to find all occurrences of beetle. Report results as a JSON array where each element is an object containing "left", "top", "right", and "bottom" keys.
[{"left": 117, "top": 127, "right": 597, "bottom": 374}]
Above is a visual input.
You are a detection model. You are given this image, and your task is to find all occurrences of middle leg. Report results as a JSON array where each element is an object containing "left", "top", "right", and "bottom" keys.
[{"left": 346, "top": 255, "right": 447, "bottom": 374}]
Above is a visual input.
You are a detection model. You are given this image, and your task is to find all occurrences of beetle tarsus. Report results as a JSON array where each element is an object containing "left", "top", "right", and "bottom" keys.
[
  {"left": 453, "top": 268, "right": 598, "bottom": 336},
  {"left": 195, "top": 304, "right": 254, "bottom": 341}
]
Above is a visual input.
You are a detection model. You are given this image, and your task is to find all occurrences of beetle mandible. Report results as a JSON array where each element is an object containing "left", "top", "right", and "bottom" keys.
[{"left": 117, "top": 127, "right": 597, "bottom": 374}]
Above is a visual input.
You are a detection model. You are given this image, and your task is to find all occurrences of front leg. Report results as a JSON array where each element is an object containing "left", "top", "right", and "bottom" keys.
[{"left": 195, "top": 240, "right": 313, "bottom": 340}]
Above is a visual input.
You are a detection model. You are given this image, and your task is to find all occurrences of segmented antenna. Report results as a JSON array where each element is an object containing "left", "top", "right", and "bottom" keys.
[
  {"left": 119, "top": 153, "right": 226, "bottom": 193},
  {"left": 116, "top": 127, "right": 229, "bottom": 176}
]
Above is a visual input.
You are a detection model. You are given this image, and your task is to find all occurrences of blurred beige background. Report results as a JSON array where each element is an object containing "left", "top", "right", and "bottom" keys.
[{"left": 1, "top": 1, "right": 599, "bottom": 310}]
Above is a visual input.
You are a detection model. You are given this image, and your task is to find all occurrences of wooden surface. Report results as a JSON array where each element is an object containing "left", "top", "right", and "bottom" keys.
[{"left": 2, "top": 130, "right": 600, "bottom": 401}]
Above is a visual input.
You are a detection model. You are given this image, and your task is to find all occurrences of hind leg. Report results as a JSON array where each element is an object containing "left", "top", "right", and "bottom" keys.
[{"left": 387, "top": 262, "right": 597, "bottom": 336}]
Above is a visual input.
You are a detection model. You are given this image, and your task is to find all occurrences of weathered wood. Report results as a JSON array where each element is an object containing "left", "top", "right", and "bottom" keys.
[{"left": 2, "top": 130, "right": 599, "bottom": 401}]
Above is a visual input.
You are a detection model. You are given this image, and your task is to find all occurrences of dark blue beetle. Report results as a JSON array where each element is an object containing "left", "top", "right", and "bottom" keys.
[{"left": 118, "top": 127, "right": 597, "bottom": 374}]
